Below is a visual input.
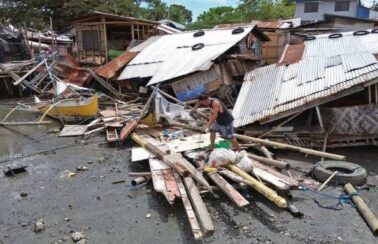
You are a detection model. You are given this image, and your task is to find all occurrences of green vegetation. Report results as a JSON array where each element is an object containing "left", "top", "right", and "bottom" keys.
[
  {"left": 0, "top": 0, "right": 295, "bottom": 31},
  {"left": 189, "top": 0, "right": 295, "bottom": 29}
]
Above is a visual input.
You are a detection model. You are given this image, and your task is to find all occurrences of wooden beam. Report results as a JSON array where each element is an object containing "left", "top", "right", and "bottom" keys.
[
  {"left": 131, "top": 133, "right": 212, "bottom": 191},
  {"left": 207, "top": 172, "right": 249, "bottom": 207},
  {"left": 0, "top": 64, "right": 21, "bottom": 81},
  {"left": 174, "top": 173, "right": 203, "bottom": 241},
  {"left": 259, "top": 112, "right": 301, "bottom": 138},
  {"left": 248, "top": 153, "right": 289, "bottom": 169},
  {"left": 103, "top": 17, "right": 108, "bottom": 63},
  {"left": 86, "top": 68, "right": 122, "bottom": 98},
  {"left": 13, "top": 60, "right": 42, "bottom": 85},
  {"left": 183, "top": 177, "right": 214, "bottom": 237}
]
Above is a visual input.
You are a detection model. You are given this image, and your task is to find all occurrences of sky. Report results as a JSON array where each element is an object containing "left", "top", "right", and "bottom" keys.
[
  {"left": 163, "top": 0, "right": 239, "bottom": 20},
  {"left": 162, "top": 0, "right": 376, "bottom": 21}
]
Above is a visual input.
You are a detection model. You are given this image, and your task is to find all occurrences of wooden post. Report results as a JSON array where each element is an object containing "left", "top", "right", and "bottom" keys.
[
  {"left": 344, "top": 183, "right": 378, "bottom": 235},
  {"left": 137, "top": 24, "right": 140, "bottom": 40},
  {"left": 103, "top": 18, "right": 108, "bottom": 63},
  {"left": 131, "top": 24, "right": 135, "bottom": 40},
  {"left": 316, "top": 106, "right": 324, "bottom": 132},
  {"left": 183, "top": 177, "right": 215, "bottom": 237}
]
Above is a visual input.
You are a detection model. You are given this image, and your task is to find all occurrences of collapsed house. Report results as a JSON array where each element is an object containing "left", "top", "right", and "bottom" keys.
[
  {"left": 0, "top": 26, "right": 30, "bottom": 63},
  {"left": 214, "top": 18, "right": 302, "bottom": 65},
  {"left": 118, "top": 26, "right": 270, "bottom": 103},
  {"left": 233, "top": 29, "right": 378, "bottom": 148}
]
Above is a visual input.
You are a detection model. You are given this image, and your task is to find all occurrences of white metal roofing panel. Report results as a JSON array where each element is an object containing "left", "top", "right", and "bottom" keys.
[
  {"left": 118, "top": 27, "right": 254, "bottom": 83},
  {"left": 233, "top": 30, "right": 378, "bottom": 127}
]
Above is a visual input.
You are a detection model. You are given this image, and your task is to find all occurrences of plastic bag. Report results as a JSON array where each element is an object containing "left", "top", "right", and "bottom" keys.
[
  {"left": 208, "top": 148, "right": 236, "bottom": 167},
  {"left": 235, "top": 150, "right": 254, "bottom": 173}
]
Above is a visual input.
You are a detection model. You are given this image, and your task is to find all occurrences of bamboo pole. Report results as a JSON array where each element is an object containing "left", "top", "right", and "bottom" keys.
[
  {"left": 170, "top": 122, "right": 346, "bottom": 161},
  {"left": 344, "top": 183, "right": 378, "bottom": 235},
  {"left": 228, "top": 164, "right": 288, "bottom": 208}
]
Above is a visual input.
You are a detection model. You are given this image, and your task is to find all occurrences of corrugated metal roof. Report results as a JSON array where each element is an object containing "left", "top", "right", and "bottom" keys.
[
  {"left": 278, "top": 44, "right": 305, "bottom": 65},
  {"left": 233, "top": 30, "right": 378, "bottom": 127},
  {"left": 118, "top": 26, "right": 256, "bottom": 85},
  {"left": 95, "top": 51, "right": 138, "bottom": 79},
  {"left": 158, "top": 24, "right": 182, "bottom": 34}
]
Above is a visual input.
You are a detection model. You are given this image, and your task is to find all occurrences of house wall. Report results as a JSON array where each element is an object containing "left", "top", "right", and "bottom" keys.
[
  {"left": 333, "top": 18, "right": 375, "bottom": 31},
  {"left": 262, "top": 30, "right": 290, "bottom": 64},
  {"left": 295, "top": 0, "right": 359, "bottom": 22}
]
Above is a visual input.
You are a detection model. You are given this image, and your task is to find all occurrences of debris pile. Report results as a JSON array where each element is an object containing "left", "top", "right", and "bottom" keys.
[{"left": 1, "top": 25, "right": 377, "bottom": 241}]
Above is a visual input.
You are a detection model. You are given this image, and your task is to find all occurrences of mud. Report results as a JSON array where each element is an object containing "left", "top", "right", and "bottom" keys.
[{"left": 0, "top": 103, "right": 377, "bottom": 244}]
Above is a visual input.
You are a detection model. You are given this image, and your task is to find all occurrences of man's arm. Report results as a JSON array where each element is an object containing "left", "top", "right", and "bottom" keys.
[{"left": 206, "top": 102, "right": 219, "bottom": 128}]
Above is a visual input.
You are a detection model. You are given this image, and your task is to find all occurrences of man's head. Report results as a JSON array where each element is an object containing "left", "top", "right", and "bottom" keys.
[{"left": 198, "top": 94, "right": 211, "bottom": 106}]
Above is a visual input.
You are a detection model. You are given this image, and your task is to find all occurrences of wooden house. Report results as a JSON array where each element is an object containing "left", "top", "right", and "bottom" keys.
[{"left": 72, "top": 11, "right": 159, "bottom": 65}]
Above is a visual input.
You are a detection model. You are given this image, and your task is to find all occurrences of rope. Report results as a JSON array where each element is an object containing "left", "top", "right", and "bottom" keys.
[{"left": 298, "top": 185, "right": 360, "bottom": 211}]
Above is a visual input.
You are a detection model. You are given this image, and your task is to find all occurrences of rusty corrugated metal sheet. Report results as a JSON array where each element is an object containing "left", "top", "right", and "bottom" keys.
[
  {"left": 278, "top": 44, "right": 305, "bottom": 65},
  {"left": 55, "top": 54, "right": 92, "bottom": 86},
  {"left": 96, "top": 51, "right": 138, "bottom": 80}
]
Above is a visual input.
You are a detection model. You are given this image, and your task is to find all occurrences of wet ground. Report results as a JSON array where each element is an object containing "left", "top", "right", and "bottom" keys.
[{"left": 0, "top": 102, "right": 377, "bottom": 244}]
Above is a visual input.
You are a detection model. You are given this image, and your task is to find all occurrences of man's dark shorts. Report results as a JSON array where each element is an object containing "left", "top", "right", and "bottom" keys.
[{"left": 210, "top": 122, "right": 235, "bottom": 140}]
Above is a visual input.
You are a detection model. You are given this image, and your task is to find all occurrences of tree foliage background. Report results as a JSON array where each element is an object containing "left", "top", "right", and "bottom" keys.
[{"left": 0, "top": 0, "right": 295, "bottom": 31}]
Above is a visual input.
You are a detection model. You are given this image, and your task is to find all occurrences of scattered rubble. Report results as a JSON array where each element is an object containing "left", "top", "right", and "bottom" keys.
[{"left": 34, "top": 219, "right": 45, "bottom": 233}]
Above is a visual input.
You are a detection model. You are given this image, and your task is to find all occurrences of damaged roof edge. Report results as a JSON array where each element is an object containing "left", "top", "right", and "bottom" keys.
[
  {"left": 119, "top": 25, "right": 265, "bottom": 85},
  {"left": 233, "top": 29, "right": 378, "bottom": 128}
]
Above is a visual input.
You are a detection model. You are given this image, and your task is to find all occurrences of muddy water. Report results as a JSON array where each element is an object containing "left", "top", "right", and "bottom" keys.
[{"left": 0, "top": 103, "right": 377, "bottom": 244}]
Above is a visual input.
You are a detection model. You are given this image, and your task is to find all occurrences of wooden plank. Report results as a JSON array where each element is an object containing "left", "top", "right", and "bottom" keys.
[
  {"left": 253, "top": 161, "right": 298, "bottom": 187},
  {"left": 207, "top": 172, "right": 249, "bottom": 207},
  {"left": 59, "top": 125, "right": 87, "bottom": 137},
  {"left": 149, "top": 158, "right": 180, "bottom": 204},
  {"left": 131, "top": 133, "right": 212, "bottom": 191},
  {"left": 252, "top": 168, "right": 289, "bottom": 190},
  {"left": 174, "top": 173, "right": 203, "bottom": 241},
  {"left": 131, "top": 147, "right": 151, "bottom": 162},
  {"left": 0, "top": 121, "right": 53, "bottom": 126},
  {"left": 13, "top": 60, "right": 43, "bottom": 85},
  {"left": 167, "top": 133, "right": 221, "bottom": 153},
  {"left": 183, "top": 177, "right": 214, "bottom": 237},
  {"left": 86, "top": 68, "right": 122, "bottom": 98}
]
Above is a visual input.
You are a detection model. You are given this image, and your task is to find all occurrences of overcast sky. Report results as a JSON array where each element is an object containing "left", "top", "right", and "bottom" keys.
[{"left": 162, "top": 0, "right": 376, "bottom": 20}]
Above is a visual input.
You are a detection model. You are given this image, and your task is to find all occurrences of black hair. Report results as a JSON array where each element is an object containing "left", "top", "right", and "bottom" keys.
[{"left": 198, "top": 94, "right": 209, "bottom": 101}]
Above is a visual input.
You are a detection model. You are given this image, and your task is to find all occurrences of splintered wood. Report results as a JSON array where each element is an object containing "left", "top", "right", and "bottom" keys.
[{"left": 149, "top": 158, "right": 180, "bottom": 204}]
